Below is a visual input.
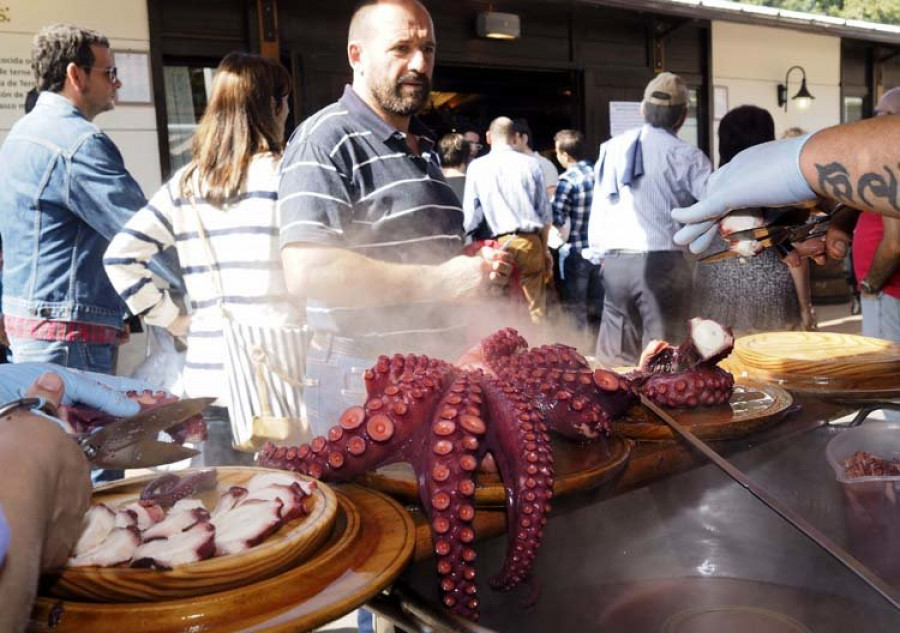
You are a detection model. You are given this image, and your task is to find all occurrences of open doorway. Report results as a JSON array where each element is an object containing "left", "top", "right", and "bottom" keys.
[{"left": 419, "top": 65, "right": 578, "bottom": 160}]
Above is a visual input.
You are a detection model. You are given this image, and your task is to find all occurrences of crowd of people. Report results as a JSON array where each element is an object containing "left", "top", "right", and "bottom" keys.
[{"left": 6, "top": 0, "right": 900, "bottom": 629}]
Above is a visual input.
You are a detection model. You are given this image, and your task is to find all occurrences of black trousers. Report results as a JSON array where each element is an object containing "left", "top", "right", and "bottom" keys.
[
  {"left": 594, "top": 250, "right": 692, "bottom": 367},
  {"left": 561, "top": 249, "right": 604, "bottom": 331}
]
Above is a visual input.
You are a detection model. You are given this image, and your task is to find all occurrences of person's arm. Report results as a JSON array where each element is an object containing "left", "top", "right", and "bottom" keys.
[
  {"left": 103, "top": 182, "right": 182, "bottom": 330},
  {"left": 282, "top": 245, "right": 509, "bottom": 307},
  {"left": 462, "top": 165, "right": 485, "bottom": 235},
  {"left": 69, "top": 133, "right": 183, "bottom": 290},
  {"left": 551, "top": 177, "right": 573, "bottom": 229},
  {"left": 0, "top": 374, "right": 92, "bottom": 632},
  {"left": 800, "top": 117, "right": 900, "bottom": 219},
  {"left": 673, "top": 118, "right": 900, "bottom": 254},
  {"left": 861, "top": 215, "right": 900, "bottom": 295}
]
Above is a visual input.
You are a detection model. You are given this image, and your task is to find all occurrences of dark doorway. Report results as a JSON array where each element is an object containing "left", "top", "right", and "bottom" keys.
[{"left": 419, "top": 65, "right": 578, "bottom": 157}]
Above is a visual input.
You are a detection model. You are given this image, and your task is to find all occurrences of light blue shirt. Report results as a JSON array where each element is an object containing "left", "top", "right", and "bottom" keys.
[
  {"left": 588, "top": 124, "right": 711, "bottom": 254},
  {"left": 0, "top": 504, "right": 8, "bottom": 567},
  {"left": 463, "top": 144, "right": 551, "bottom": 236}
]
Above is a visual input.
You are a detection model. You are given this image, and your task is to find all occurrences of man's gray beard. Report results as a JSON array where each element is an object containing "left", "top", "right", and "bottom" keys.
[{"left": 372, "top": 78, "right": 430, "bottom": 116}]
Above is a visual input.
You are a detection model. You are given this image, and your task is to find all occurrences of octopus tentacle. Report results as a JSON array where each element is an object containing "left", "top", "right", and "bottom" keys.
[
  {"left": 257, "top": 355, "right": 454, "bottom": 478},
  {"left": 415, "top": 372, "right": 485, "bottom": 620},
  {"left": 480, "top": 378, "right": 554, "bottom": 593},
  {"left": 140, "top": 470, "right": 218, "bottom": 507}
]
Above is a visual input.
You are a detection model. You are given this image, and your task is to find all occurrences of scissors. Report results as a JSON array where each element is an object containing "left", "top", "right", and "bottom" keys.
[
  {"left": 699, "top": 214, "right": 831, "bottom": 263},
  {"left": 0, "top": 396, "right": 213, "bottom": 468}
]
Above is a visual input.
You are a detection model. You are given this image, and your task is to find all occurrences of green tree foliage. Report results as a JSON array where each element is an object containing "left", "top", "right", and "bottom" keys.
[{"left": 741, "top": 0, "right": 900, "bottom": 25}]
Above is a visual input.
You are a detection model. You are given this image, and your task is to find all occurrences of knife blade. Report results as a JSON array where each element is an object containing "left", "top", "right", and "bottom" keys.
[
  {"left": 91, "top": 440, "right": 201, "bottom": 469},
  {"left": 698, "top": 249, "right": 742, "bottom": 263},
  {"left": 79, "top": 396, "right": 214, "bottom": 458}
]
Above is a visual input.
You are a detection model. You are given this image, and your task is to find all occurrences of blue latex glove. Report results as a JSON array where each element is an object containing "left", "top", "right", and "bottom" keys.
[
  {"left": 672, "top": 134, "right": 817, "bottom": 254},
  {"left": 0, "top": 363, "right": 154, "bottom": 418}
]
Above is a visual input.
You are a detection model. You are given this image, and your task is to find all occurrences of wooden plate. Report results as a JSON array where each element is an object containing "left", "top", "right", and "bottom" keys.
[
  {"left": 30, "top": 485, "right": 415, "bottom": 633},
  {"left": 354, "top": 434, "right": 631, "bottom": 507},
  {"left": 612, "top": 381, "right": 793, "bottom": 442},
  {"left": 733, "top": 332, "right": 900, "bottom": 396},
  {"left": 43, "top": 467, "right": 338, "bottom": 602}
]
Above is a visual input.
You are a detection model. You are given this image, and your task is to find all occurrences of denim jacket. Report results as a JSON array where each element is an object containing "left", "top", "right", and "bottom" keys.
[{"left": 0, "top": 92, "right": 152, "bottom": 328}]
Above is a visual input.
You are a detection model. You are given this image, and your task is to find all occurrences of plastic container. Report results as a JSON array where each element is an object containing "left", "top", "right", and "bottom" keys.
[
  {"left": 826, "top": 421, "right": 900, "bottom": 584},
  {"left": 826, "top": 421, "right": 900, "bottom": 486}
]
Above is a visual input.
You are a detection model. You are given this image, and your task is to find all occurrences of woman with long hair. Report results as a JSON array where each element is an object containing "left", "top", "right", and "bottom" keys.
[
  {"left": 693, "top": 105, "right": 815, "bottom": 333},
  {"left": 104, "top": 52, "right": 303, "bottom": 462}
]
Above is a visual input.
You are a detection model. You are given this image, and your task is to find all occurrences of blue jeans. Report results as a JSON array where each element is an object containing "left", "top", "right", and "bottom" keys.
[
  {"left": 9, "top": 337, "right": 116, "bottom": 374},
  {"left": 304, "top": 335, "right": 371, "bottom": 437},
  {"left": 861, "top": 293, "right": 900, "bottom": 342}
]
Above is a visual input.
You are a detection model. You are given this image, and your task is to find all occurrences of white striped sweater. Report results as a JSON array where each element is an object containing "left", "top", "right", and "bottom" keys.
[{"left": 104, "top": 154, "right": 303, "bottom": 403}]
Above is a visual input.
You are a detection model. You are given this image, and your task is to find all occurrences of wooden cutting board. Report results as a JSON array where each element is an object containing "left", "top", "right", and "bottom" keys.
[
  {"left": 733, "top": 332, "right": 900, "bottom": 396},
  {"left": 354, "top": 433, "right": 631, "bottom": 507}
]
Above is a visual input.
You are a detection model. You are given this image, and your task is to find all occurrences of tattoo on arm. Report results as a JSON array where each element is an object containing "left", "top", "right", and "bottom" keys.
[
  {"left": 858, "top": 166, "right": 900, "bottom": 214},
  {"left": 816, "top": 162, "right": 900, "bottom": 213},
  {"left": 815, "top": 162, "right": 855, "bottom": 204}
]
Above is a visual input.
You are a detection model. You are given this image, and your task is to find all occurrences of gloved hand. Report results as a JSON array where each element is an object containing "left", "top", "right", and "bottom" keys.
[
  {"left": 0, "top": 363, "right": 154, "bottom": 418},
  {"left": 672, "top": 134, "right": 817, "bottom": 254}
]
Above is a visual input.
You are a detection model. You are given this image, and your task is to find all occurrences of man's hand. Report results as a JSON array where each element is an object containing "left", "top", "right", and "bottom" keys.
[
  {"left": 167, "top": 314, "right": 192, "bottom": 338},
  {"left": 0, "top": 364, "right": 155, "bottom": 418},
  {"left": 673, "top": 135, "right": 817, "bottom": 254},
  {"left": 480, "top": 245, "right": 513, "bottom": 286}
]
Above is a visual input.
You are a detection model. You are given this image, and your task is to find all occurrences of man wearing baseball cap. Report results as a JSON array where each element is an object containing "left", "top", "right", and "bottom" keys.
[{"left": 587, "top": 72, "right": 712, "bottom": 366}]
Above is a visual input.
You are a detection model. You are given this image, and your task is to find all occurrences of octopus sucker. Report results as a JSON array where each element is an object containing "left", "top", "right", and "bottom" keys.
[{"left": 257, "top": 321, "right": 736, "bottom": 621}]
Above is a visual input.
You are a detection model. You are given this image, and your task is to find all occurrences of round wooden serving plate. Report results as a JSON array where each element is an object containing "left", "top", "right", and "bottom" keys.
[
  {"left": 30, "top": 485, "right": 415, "bottom": 633},
  {"left": 611, "top": 381, "right": 793, "bottom": 442},
  {"left": 354, "top": 433, "right": 631, "bottom": 507},
  {"left": 44, "top": 467, "right": 338, "bottom": 602},
  {"left": 732, "top": 332, "right": 900, "bottom": 398}
]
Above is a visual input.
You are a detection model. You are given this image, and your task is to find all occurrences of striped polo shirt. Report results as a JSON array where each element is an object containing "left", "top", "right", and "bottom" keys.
[{"left": 278, "top": 85, "right": 467, "bottom": 355}]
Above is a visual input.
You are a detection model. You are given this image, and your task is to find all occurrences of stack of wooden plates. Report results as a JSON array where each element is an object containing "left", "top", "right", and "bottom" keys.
[{"left": 733, "top": 332, "right": 900, "bottom": 395}]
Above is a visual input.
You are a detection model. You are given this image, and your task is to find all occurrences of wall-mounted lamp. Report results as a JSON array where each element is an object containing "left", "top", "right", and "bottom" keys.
[
  {"left": 777, "top": 66, "right": 815, "bottom": 112},
  {"left": 476, "top": 12, "right": 521, "bottom": 40}
]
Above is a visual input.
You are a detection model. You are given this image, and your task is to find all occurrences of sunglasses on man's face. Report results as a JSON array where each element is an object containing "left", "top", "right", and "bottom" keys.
[{"left": 82, "top": 65, "right": 118, "bottom": 83}]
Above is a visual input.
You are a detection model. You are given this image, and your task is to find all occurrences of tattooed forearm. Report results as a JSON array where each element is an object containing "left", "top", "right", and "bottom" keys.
[
  {"left": 816, "top": 162, "right": 854, "bottom": 204},
  {"left": 815, "top": 162, "right": 900, "bottom": 213}
]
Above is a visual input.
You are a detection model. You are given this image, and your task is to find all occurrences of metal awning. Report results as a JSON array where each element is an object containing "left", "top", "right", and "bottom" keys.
[{"left": 579, "top": 0, "right": 900, "bottom": 46}]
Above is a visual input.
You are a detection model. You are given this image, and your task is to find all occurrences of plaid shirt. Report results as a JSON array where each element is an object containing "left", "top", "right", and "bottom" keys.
[
  {"left": 551, "top": 160, "right": 594, "bottom": 251},
  {"left": 4, "top": 316, "right": 120, "bottom": 345}
]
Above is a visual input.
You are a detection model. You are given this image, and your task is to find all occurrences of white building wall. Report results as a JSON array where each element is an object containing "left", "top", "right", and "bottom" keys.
[
  {"left": 711, "top": 21, "right": 841, "bottom": 165},
  {"left": 0, "top": 0, "right": 161, "bottom": 193}
]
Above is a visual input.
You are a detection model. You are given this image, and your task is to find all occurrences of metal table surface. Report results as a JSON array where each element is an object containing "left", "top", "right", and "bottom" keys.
[{"left": 400, "top": 405, "right": 900, "bottom": 632}]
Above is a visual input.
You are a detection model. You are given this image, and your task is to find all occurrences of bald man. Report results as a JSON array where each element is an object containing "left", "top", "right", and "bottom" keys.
[
  {"left": 463, "top": 116, "right": 552, "bottom": 323},
  {"left": 277, "top": 0, "right": 511, "bottom": 434}
]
